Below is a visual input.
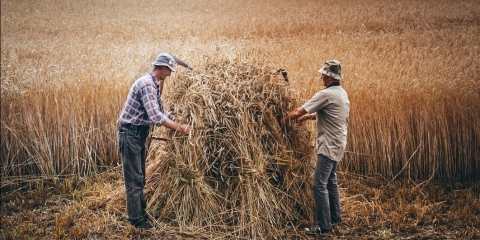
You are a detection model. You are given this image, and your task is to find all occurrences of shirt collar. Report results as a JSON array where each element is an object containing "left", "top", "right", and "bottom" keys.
[
  {"left": 327, "top": 82, "right": 341, "bottom": 88},
  {"left": 149, "top": 73, "right": 159, "bottom": 87}
]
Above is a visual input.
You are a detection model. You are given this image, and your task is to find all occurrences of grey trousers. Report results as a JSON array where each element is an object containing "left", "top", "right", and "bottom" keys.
[
  {"left": 312, "top": 154, "right": 341, "bottom": 229},
  {"left": 118, "top": 125, "right": 150, "bottom": 224}
]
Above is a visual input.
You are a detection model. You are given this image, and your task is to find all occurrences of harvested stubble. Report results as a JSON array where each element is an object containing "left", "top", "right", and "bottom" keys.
[{"left": 145, "top": 56, "right": 315, "bottom": 238}]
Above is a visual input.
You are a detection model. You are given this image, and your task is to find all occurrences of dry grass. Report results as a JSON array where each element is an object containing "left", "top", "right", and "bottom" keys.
[
  {"left": 1, "top": 0, "right": 480, "bottom": 238},
  {"left": 1, "top": 170, "right": 479, "bottom": 239}
]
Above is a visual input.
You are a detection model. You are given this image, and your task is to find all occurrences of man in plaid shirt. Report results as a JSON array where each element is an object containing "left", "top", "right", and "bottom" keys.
[{"left": 117, "top": 53, "right": 193, "bottom": 229}]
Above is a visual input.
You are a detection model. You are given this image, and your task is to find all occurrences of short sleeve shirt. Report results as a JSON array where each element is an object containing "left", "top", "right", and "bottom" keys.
[{"left": 302, "top": 85, "right": 350, "bottom": 162}]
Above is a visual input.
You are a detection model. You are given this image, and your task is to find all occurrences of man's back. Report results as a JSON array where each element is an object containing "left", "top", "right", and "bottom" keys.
[{"left": 303, "top": 85, "right": 350, "bottom": 162}]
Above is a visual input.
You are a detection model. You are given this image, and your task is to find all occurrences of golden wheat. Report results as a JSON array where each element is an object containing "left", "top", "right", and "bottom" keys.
[{"left": 1, "top": 0, "right": 479, "bottom": 186}]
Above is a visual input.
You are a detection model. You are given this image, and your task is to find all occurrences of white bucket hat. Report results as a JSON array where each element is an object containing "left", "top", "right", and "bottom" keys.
[
  {"left": 319, "top": 60, "right": 342, "bottom": 80},
  {"left": 151, "top": 53, "right": 176, "bottom": 72}
]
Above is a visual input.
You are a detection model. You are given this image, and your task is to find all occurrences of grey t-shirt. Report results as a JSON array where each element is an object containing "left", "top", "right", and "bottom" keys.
[{"left": 302, "top": 85, "right": 350, "bottom": 162}]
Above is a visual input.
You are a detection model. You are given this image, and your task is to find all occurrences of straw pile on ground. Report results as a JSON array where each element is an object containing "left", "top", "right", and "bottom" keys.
[{"left": 144, "top": 55, "right": 316, "bottom": 238}]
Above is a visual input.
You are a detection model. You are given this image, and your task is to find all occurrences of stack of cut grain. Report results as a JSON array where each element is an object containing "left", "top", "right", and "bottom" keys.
[{"left": 145, "top": 55, "right": 315, "bottom": 238}]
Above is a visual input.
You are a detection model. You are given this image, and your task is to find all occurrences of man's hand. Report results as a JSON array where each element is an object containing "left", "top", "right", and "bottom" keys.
[
  {"left": 280, "top": 116, "right": 288, "bottom": 127},
  {"left": 177, "top": 124, "right": 193, "bottom": 135},
  {"left": 162, "top": 119, "right": 193, "bottom": 135}
]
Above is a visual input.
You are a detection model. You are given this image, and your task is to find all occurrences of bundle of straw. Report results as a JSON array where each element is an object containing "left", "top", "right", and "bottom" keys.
[{"left": 145, "top": 54, "right": 315, "bottom": 238}]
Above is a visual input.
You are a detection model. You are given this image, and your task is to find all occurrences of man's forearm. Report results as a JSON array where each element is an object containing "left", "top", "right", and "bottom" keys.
[
  {"left": 162, "top": 118, "right": 180, "bottom": 131},
  {"left": 280, "top": 107, "right": 307, "bottom": 126},
  {"left": 300, "top": 113, "right": 316, "bottom": 121}
]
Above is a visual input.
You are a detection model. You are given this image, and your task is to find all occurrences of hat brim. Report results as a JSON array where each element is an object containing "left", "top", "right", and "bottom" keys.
[
  {"left": 319, "top": 68, "right": 342, "bottom": 80},
  {"left": 151, "top": 62, "right": 176, "bottom": 72}
]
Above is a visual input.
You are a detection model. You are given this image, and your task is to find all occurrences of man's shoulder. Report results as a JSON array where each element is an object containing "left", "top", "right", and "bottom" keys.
[
  {"left": 321, "top": 86, "right": 347, "bottom": 95},
  {"left": 316, "top": 87, "right": 335, "bottom": 96},
  {"left": 134, "top": 74, "right": 156, "bottom": 88},
  {"left": 315, "top": 86, "right": 348, "bottom": 102}
]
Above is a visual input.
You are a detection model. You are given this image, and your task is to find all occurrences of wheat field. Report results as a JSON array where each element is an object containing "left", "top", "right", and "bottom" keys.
[{"left": 1, "top": 0, "right": 479, "bottom": 238}]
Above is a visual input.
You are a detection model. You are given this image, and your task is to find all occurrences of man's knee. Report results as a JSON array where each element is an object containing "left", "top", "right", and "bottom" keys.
[
  {"left": 136, "top": 177, "right": 145, "bottom": 187},
  {"left": 312, "top": 181, "right": 328, "bottom": 195}
]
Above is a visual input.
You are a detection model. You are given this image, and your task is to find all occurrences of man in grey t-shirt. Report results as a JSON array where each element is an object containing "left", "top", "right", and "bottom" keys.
[{"left": 280, "top": 60, "right": 350, "bottom": 235}]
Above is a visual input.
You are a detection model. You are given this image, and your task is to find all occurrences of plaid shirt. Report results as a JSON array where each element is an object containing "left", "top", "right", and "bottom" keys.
[{"left": 117, "top": 74, "right": 175, "bottom": 127}]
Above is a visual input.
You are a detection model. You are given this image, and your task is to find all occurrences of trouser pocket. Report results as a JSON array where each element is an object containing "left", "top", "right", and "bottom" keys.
[{"left": 117, "top": 130, "right": 125, "bottom": 150}]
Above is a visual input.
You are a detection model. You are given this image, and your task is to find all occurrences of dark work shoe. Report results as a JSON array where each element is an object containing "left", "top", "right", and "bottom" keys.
[
  {"left": 133, "top": 220, "right": 153, "bottom": 229},
  {"left": 331, "top": 218, "right": 342, "bottom": 224},
  {"left": 305, "top": 225, "right": 331, "bottom": 235}
]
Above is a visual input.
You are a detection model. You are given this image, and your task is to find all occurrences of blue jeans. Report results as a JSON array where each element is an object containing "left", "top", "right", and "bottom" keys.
[
  {"left": 312, "top": 154, "right": 341, "bottom": 229},
  {"left": 118, "top": 125, "right": 150, "bottom": 224}
]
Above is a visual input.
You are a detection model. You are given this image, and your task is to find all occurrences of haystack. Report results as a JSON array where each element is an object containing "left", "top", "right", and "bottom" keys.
[{"left": 145, "top": 54, "right": 315, "bottom": 238}]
